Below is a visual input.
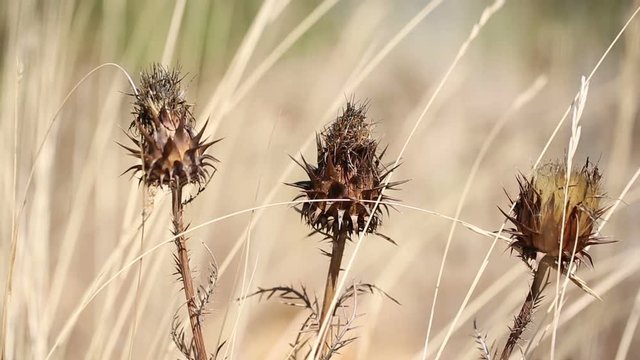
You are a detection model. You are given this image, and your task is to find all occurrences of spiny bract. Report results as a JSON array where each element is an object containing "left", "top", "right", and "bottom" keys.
[
  {"left": 289, "top": 102, "right": 403, "bottom": 237},
  {"left": 503, "top": 159, "right": 609, "bottom": 268},
  {"left": 121, "top": 64, "right": 219, "bottom": 189}
]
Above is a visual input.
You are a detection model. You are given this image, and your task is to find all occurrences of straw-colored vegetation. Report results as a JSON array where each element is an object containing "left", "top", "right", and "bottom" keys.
[{"left": 2, "top": 0, "right": 640, "bottom": 359}]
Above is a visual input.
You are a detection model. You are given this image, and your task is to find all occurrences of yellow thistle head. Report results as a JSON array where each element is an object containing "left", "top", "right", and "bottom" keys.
[
  {"left": 503, "top": 159, "right": 609, "bottom": 268},
  {"left": 120, "top": 64, "right": 220, "bottom": 189},
  {"left": 289, "top": 101, "right": 404, "bottom": 238}
]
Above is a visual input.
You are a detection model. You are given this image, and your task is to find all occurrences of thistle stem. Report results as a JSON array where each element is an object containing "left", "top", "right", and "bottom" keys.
[
  {"left": 500, "top": 259, "right": 551, "bottom": 360},
  {"left": 172, "top": 185, "right": 207, "bottom": 360},
  {"left": 318, "top": 230, "right": 348, "bottom": 352}
]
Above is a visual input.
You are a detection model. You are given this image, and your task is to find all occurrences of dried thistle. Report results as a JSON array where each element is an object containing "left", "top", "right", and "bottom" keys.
[
  {"left": 502, "top": 158, "right": 609, "bottom": 270},
  {"left": 289, "top": 101, "right": 403, "bottom": 238},
  {"left": 120, "top": 64, "right": 220, "bottom": 360},
  {"left": 121, "top": 63, "right": 219, "bottom": 189},
  {"left": 286, "top": 101, "right": 403, "bottom": 357},
  {"left": 499, "top": 158, "right": 612, "bottom": 360}
]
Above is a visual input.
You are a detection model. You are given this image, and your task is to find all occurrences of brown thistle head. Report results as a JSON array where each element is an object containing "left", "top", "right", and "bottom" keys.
[
  {"left": 120, "top": 64, "right": 219, "bottom": 189},
  {"left": 502, "top": 159, "right": 609, "bottom": 268},
  {"left": 289, "top": 101, "right": 403, "bottom": 238}
]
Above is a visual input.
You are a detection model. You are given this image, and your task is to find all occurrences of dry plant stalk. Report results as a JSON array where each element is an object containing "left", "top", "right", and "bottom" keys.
[
  {"left": 498, "top": 159, "right": 610, "bottom": 360},
  {"left": 247, "top": 282, "right": 397, "bottom": 359},
  {"left": 499, "top": 257, "right": 550, "bottom": 359},
  {"left": 473, "top": 319, "right": 494, "bottom": 360},
  {"left": 120, "top": 64, "right": 220, "bottom": 360},
  {"left": 288, "top": 101, "right": 403, "bottom": 357}
]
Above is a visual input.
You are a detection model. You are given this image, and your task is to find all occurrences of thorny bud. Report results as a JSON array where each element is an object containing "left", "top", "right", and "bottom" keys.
[
  {"left": 120, "top": 64, "right": 219, "bottom": 189},
  {"left": 289, "top": 101, "right": 404, "bottom": 237},
  {"left": 503, "top": 159, "right": 610, "bottom": 269}
]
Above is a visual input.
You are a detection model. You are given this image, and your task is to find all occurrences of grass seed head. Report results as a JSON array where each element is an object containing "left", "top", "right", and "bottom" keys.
[
  {"left": 504, "top": 159, "right": 608, "bottom": 268},
  {"left": 121, "top": 63, "right": 219, "bottom": 189},
  {"left": 290, "top": 101, "right": 401, "bottom": 237}
]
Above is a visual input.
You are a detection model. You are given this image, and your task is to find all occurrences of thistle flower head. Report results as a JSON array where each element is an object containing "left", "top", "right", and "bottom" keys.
[
  {"left": 289, "top": 101, "right": 402, "bottom": 237},
  {"left": 121, "top": 64, "right": 219, "bottom": 189},
  {"left": 503, "top": 159, "right": 608, "bottom": 268}
]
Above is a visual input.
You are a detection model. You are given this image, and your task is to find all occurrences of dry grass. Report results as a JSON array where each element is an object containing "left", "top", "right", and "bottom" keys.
[{"left": 2, "top": 0, "right": 640, "bottom": 359}]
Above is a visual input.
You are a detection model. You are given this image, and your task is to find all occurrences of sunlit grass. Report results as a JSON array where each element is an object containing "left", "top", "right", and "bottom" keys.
[{"left": 2, "top": 0, "right": 640, "bottom": 359}]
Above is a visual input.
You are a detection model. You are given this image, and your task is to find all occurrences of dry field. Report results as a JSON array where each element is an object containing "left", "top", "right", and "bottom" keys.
[{"left": 2, "top": 0, "right": 640, "bottom": 359}]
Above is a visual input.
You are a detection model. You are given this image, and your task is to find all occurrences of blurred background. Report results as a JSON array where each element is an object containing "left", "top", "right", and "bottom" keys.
[{"left": 2, "top": 0, "right": 640, "bottom": 359}]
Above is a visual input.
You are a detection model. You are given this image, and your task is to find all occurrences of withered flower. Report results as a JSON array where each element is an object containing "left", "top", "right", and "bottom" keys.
[
  {"left": 497, "top": 159, "right": 611, "bottom": 359},
  {"left": 287, "top": 101, "right": 404, "bottom": 352},
  {"left": 121, "top": 64, "right": 219, "bottom": 189},
  {"left": 289, "top": 101, "right": 403, "bottom": 238},
  {"left": 503, "top": 159, "right": 609, "bottom": 269},
  {"left": 119, "top": 64, "right": 221, "bottom": 360}
]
